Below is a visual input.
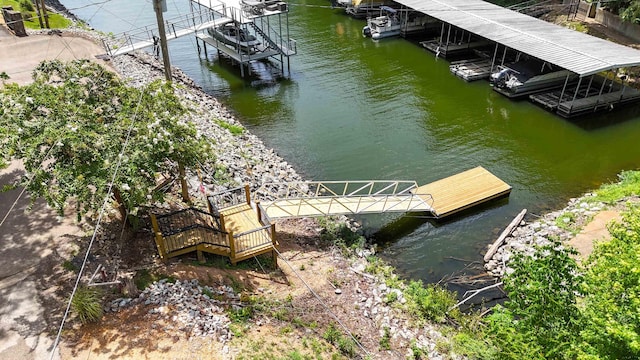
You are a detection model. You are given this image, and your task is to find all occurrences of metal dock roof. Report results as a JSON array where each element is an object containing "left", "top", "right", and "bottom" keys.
[{"left": 394, "top": 0, "right": 640, "bottom": 77}]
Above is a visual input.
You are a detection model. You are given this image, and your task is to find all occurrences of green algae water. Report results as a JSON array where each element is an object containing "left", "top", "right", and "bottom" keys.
[{"left": 63, "top": 0, "right": 640, "bottom": 283}]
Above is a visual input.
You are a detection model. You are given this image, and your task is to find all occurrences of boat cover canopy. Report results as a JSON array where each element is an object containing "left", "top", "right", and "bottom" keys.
[
  {"left": 394, "top": 0, "right": 640, "bottom": 77},
  {"left": 380, "top": 5, "right": 397, "bottom": 13}
]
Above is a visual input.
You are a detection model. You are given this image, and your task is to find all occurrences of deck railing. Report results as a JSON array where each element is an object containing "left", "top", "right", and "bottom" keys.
[
  {"left": 231, "top": 223, "right": 274, "bottom": 255},
  {"left": 207, "top": 185, "right": 251, "bottom": 214}
]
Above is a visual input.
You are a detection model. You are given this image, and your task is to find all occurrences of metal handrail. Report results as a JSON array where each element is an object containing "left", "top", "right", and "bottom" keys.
[{"left": 256, "top": 180, "right": 424, "bottom": 200}]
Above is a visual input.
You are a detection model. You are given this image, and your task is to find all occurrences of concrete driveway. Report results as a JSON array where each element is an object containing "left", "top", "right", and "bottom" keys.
[
  {"left": 0, "top": 25, "right": 108, "bottom": 85},
  {"left": 0, "top": 23, "right": 108, "bottom": 359}
]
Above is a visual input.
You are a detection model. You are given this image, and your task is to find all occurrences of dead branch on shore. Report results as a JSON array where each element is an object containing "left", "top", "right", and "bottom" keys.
[{"left": 448, "top": 281, "right": 504, "bottom": 312}]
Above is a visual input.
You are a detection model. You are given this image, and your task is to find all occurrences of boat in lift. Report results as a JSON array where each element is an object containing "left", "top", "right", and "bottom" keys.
[
  {"left": 208, "top": 23, "right": 261, "bottom": 54},
  {"left": 490, "top": 59, "right": 577, "bottom": 98},
  {"left": 362, "top": 6, "right": 432, "bottom": 40}
]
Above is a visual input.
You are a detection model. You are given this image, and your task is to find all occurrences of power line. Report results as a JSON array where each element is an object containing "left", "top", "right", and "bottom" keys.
[
  {"left": 272, "top": 246, "right": 371, "bottom": 357},
  {"left": 48, "top": 79, "right": 151, "bottom": 360}
]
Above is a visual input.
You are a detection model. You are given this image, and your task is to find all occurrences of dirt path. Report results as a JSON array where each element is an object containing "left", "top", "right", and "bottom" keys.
[{"left": 568, "top": 210, "right": 622, "bottom": 259}]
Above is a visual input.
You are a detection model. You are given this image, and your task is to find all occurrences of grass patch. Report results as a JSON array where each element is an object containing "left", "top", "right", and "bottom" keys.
[
  {"left": 591, "top": 170, "right": 640, "bottom": 204},
  {"left": 323, "top": 323, "right": 357, "bottom": 358},
  {"left": 0, "top": 0, "right": 71, "bottom": 29},
  {"left": 62, "top": 259, "right": 77, "bottom": 272},
  {"left": 404, "top": 280, "right": 457, "bottom": 324},
  {"left": 71, "top": 286, "right": 103, "bottom": 324},
  {"left": 216, "top": 119, "right": 244, "bottom": 135},
  {"left": 379, "top": 326, "right": 391, "bottom": 350},
  {"left": 555, "top": 210, "right": 578, "bottom": 233}
]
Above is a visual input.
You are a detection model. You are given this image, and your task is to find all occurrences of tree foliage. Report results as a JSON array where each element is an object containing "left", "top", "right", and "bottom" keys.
[
  {"left": 598, "top": 0, "right": 640, "bottom": 24},
  {"left": 0, "top": 59, "right": 212, "bottom": 221},
  {"left": 579, "top": 204, "right": 640, "bottom": 360},
  {"left": 485, "top": 240, "right": 583, "bottom": 359}
]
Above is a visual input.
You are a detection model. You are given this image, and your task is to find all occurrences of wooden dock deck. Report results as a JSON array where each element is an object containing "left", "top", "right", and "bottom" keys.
[{"left": 413, "top": 166, "right": 511, "bottom": 219}]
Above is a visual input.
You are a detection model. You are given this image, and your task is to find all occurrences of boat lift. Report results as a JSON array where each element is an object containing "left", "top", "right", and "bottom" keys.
[{"left": 191, "top": 0, "right": 297, "bottom": 77}]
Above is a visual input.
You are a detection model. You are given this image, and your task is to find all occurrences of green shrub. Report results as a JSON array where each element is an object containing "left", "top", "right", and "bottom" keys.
[
  {"left": 19, "top": 0, "right": 33, "bottom": 12},
  {"left": 71, "top": 286, "right": 103, "bottom": 324},
  {"left": 379, "top": 326, "right": 391, "bottom": 350},
  {"left": 579, "top": 205, "right": 640, "bottom": 360},
  {"left": 592, "top": 170, "right": 640, "bottom": 204},
  {"left": 215, "top": 119, "right": 244, "bottom": 135},
  {"left": 404, "top": 280, "right": 456, "bottom": 323}
]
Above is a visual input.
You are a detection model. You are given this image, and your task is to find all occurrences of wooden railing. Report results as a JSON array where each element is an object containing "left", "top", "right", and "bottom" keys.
[{"left": 207, "top": 185, "right": 251, "bottom": 214}]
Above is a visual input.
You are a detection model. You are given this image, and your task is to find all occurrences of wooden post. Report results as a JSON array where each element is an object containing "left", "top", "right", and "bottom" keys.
[
  {"left": 256, "top": 201, "right": 262, "bottom": 225},
  {"left": 271, "top": 223, "right": 278, "bottom": 268},
  {"left": 219, "top": 213, "right": 226, "bottom": 231},
  {"left": 197, "top": 249, "right": 205, "bottom": 263},
  {"left": 153, "top": 0, "right": 172, "bottom": 82},
  {"left": 39, "top": 0, "right": 49, "bottom": 28},
  {"left": 33, "top": 0, "right": 44, "bottom": 28},
  {"left": 229, "top": 231, "right": 236, "bottom": 265},
  {"left": 150, "top": 214, "right": 167, "bottom": 260},
  {"left": 112, "top": 187, "right": 128, "bottom": 224},
  {"left": 244, "top": 184, "right": 251, "bottom": 205},
  {"left": 178, "top": 163, "right": 190, "bottom": 203},
  {"left": 207, "top": 195, "right": 213, "bottom": 214}
]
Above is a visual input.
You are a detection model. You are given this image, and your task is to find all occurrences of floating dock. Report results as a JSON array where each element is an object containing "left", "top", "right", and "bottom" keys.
[
  {"left": 450, "top": 58, "right": 493, "bottom": 81},
  {"left": 420, "top": 39, "right": 490, "bottom": 58},
  {"left": 151, "top": 167, "right": 511, "bottom": 265},
  {"left": 413, "top": 166, "right": 511, "bottom": 219}
]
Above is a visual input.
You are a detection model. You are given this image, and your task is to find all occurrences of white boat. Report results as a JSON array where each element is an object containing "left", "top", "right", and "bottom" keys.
[
  {"left": 362, "top": 7, "right": 431, "bottom": 40},
  {"left": 490, "top": 60, "right": 577, "bottom": 98},
  {"left": 208, "top": 24, "right": 261, "bottom": 54}
]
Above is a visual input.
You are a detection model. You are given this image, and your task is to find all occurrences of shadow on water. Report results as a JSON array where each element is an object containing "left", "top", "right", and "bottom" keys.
[
  {"left": 372, "top": 196, "right": 511, "bottom": 246},
  {"left": 201, "top": 54, "right": 290, "bottom": 90},
  {"left": 565, "top": 102, "right": 640, "bottom": 130}
]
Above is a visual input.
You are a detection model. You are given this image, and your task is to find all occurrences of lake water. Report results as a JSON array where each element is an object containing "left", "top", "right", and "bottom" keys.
[{"left": 60, "top": 0, "right": 640, "bottom": 283}]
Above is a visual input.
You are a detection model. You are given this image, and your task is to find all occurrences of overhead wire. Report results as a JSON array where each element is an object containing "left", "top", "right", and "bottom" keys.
[
  {"left": 272, "top": 246, "right": 371, "bottom": 357},
  {"left": 48, "top": 77, "right": 151, "bottom": 360}
]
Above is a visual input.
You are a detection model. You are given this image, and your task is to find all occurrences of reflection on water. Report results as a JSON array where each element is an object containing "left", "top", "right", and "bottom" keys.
[{"left": 62, "top": 0, "right": 640, "bottom": 284}]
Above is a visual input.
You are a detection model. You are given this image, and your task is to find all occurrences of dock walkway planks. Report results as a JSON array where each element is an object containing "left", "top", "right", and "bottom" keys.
[{"left": 414, "top": 166, "right": 511, "bottom": 219}]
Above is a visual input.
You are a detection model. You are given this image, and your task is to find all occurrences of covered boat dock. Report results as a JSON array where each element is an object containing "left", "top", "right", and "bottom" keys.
[{"left": 394, "top": 0, "right": 640, "bottom": 117}]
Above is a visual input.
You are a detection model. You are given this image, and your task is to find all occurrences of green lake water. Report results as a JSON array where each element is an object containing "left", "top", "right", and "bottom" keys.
[{"left": 62, "top": 0, "right": 640, "bottom": 283}]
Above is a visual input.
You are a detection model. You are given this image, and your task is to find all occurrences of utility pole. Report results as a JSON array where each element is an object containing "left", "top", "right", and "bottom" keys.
[
  {"left": 152, "top": 0, "right": 189, "bottom": 202},
  {"left": 153, "top": 0, "right": 172, "bottom": 82}
]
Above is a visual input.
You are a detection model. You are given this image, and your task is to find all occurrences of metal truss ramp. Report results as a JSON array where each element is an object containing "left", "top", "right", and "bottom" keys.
[{"left": 255, "top": 181, "right": 434, "bottom": 221}]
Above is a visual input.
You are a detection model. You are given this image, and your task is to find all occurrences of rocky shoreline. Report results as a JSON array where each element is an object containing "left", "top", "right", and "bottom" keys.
[{"left": 484, "top": 194, "right": 607, "bottom": 276}]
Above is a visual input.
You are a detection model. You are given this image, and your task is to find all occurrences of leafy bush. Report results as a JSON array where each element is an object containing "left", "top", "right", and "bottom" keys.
[
  {"left": 592, "top": 170, "right": 640, "bottom": 203},
  {"left": 579, "top": 204, "right": 640, "bottom": 360},
  {"left": 19, "top": 0, "right": 33, "bottom": 12},
  {"left": 71, "top": 286, "right": 103, "bottom": 324},
  {"left": 486, "top": 240, "right": 583, "bottom": 359},
  {"left": 403, "top": 280, "right": 456, "bottom": 323}
]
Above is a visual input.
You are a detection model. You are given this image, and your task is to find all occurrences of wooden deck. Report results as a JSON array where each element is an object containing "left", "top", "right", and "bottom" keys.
[
  {"left": 150, "top": 203, "right": 277, "bottom": 266},
  {"left": 413, "top": 166, "right": 511, "bottom": 219}
]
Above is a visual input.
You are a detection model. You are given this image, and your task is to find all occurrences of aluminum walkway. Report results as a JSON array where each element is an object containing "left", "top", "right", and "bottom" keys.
[
  {"left": 104, "top": 7, "right": 233, "bottom": 57},
  {"left": 255, "top": 181, "right": 434, "bottom": 221}
]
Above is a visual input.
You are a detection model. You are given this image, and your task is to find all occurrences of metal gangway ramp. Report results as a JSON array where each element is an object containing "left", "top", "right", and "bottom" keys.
[
  {"left": 255, "top": 181, "right": 434, "bottom": 221},
  {"left": 103, "top": 6, "right": 233, "bottom": 57}
]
